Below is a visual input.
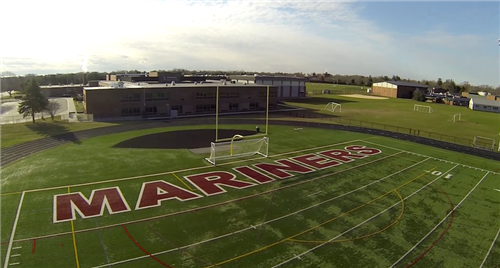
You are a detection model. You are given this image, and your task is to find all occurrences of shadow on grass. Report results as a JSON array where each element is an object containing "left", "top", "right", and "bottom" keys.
[{"left": 25, "top": 121, "right": 81, "bottom": 145}]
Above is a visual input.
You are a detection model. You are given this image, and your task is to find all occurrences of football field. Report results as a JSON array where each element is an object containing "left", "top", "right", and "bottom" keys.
[{"left": 1, "top": 125, "right": 499, "bottom": 268}]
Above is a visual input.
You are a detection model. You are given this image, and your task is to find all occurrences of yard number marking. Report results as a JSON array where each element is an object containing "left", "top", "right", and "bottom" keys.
[{"left": 425, "top": 170, "right": 453, "bottom": 179}]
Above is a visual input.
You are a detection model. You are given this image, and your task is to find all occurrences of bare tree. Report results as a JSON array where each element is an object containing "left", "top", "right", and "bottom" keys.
[{"left": 45, "top": 100, "right": 61, "bottom": 121}]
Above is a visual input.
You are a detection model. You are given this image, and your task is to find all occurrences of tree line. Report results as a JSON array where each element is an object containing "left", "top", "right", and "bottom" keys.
[{"left": 1, "top": 70, "right": 498, "bottom": 95}]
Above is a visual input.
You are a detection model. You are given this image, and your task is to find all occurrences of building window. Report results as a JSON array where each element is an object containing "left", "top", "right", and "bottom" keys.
[
  {"left": 475, "top": 105, "right": 479, "bottom": 108},
  {"left": 249, "top": 102, "right": 259, "bottom": 110},
  {"left": 196, "top": 92, "right": 216, "bottom": 99},
  {"left": 484, "top": 106, "right": 489, "bottom": 109},
  {"left": 121, "top": 94, "right": 141, "bottom": 102},
  {"left": 171, "top": 105, "right": 183, "bottom": 114},
  {"left": 229, "top": 103, "right": 239, "bottom": 111},
  {"left": 493, "top": 107, "right": 498, "bottom": 110},
  {"left": 145, "top": 107, "right": 157, "bottom": 115},
  {"left": 195, "top": 104, "right": 216, "bottom": 112},
  {"left": 146, "top": 92, "right": 167, "bottom": 101},
  {"left": 121, "top": 107, "right": 141, "bottom": 116}
]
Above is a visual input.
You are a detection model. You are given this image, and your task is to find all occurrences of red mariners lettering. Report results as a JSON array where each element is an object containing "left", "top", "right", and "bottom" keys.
[
  {"left": 292, "top": 154, "right": 342, "bottom": 169},
  {"left": 345, "top": 145, "right": 382, "bottom": 155},
  {"left": 254, "top": 159, "right": 314, "bottom": 179},
  {"left": 135, "top": 180, "right": 202, "bottom": 210},
  {"left": 185, "top": 171, "right": 256, "bottom": 196},
  {"left": 320, "top": 149, "right": 366, "bottom": 162},
  {"left": 53, "top": 187, "right": 130, "bottom": 223},
  {"left": 234, "top": 166, "right": 275, "bottom": 184}
]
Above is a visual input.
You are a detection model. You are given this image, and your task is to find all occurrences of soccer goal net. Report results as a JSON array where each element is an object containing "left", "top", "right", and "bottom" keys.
[
  {"left": 205, "top": 136, "right": 269, "bottom": 166},
  {"left": 453, "top": 113, "right": 461, "bottom": 122},
  {"left": 325, "top": 102, "right": 341, "bottom": 112},
  {"left": 472, "top": 136, "right": 495, "bottom": 151},
  {"left": 414, "top": 104, "right": 433, "bottom": 113}
]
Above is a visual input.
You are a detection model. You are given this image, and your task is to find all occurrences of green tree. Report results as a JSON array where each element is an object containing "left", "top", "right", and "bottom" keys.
[
  {"left": 437, "top": 78, "right": 443, "bottom": 87},
  {"left": 18, "top": 79, "right": 48, "bottom": 123},
  {"left": 412, "top": 89, "right": 425, "bottom": 102}
]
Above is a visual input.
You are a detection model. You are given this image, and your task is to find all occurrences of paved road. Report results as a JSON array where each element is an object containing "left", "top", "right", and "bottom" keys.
[{"left": 1, "top": 118, "right": 499, "bottom": 168}]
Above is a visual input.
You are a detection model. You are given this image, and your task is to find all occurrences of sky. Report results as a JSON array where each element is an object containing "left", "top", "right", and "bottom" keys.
[{"left": 0, "top": 0, "right": 498, "bottom": 86}]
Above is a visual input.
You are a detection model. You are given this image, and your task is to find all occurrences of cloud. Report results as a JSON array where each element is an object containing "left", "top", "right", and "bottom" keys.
[{"left": 0, "top": 0, "right": 497, "bottom": 86}]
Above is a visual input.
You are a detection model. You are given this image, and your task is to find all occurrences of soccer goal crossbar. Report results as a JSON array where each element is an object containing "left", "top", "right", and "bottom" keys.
[
  {"left": 205, "top": 136, "right": 269, "bottom": 166},
  {"left": 325, "top": 102, "right": 341, "bottom": 112},
  {"left": 472, "top": 136, "right": 496, "bottom": 151},
  {"left": 414, "top": 104, "right": 433, "bottom": 113}
]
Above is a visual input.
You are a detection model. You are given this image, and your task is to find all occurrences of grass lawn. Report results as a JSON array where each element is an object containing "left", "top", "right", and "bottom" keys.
[
  {"left": 1, "top": 124, "right": 499, "bottom": 268},
  {"left": 0, "top": 120, "right": 120, "bottom": 148},
  {"left": 286, "top": 83, "right": 500, "bottom": 146},
  {"left": 74, "top": 101, "right": 84, "bottom": 113}
]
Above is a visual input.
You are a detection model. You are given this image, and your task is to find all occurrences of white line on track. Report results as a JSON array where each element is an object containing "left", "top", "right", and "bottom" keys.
[
  {"left": 362, "top": 140, "right": 499, "bottom": 174},
  {"left": 3, "top": 192, "right": 25, "bottom": 268},
  {"left": 22, "top": 139, "right": 363, "bottom": 194},
  {"left": 479, "top": 224, "right": 500, "bottom": 268},
  {"left": 389, "top": 170, "right": 488, "bottom": 268},
  {"left": 90, "top": 156, "right": 430, "bottom": 268},
  {"left": 307, "top": 191, "right": 323, "bottom": 197},
  {"left": 16, "top": 151, "right": 406, "bottom": 243},
  {"left": 271, "top": 165, "right": 458, "bottom": 268}
]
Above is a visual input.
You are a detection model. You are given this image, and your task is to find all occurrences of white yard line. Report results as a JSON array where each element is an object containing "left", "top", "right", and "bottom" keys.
[
  {"left": 271, "top": 165, "right": 458, "bottom": 268},
  {"left": 23, "top": 139, "right": 364, "bottom": 194},
  {"left": 390, "top": 171, "right": 489, "bottom": 268},
  {"left": 90, "top": 156, "right": 430, "bottom": 268},
  {"left": 479, "top": 224, "right": 500, "bottom": 268},
  {"left": 17, "top": 151, "right": 405, "bottom": 243},
  {"left": 362, "top": 140, "right": 499, "bottom": 174},
  {"left": 3, "top": 192, "right": 25, "bottom": 268},
  {"left": 307, "top": 191, "right": 323, "bottom": 197}
]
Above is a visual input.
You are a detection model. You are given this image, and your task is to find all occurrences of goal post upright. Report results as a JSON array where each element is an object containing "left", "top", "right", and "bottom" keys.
[
  {"left": 216, "top": 86, "right": 219, "bottom": 142},
  {"left": 266, "top": 85, "right": 269, "bottom": 134}
]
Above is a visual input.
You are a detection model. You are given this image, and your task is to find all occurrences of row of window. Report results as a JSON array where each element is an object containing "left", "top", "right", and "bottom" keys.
[
  {"left": 474, "top": 105, "right": 499, "bottom": 110},
  {"left": 121, "top": 103, "right": 276, "bottom": 116},
  {"left": 145, "top": 92, "right": 167, "bottom": 101}
]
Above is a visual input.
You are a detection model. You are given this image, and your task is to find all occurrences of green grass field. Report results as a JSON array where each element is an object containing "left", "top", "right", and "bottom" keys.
[
  {"left": 1, "top": 124, "right": 499, "bottom": 268},
  {"left": 285, "top": 83, "right": 500, "bottom": 147}
]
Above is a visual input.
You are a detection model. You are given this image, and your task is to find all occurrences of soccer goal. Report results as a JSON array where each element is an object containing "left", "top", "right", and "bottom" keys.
[
  {"left": 325, "top": 102, "right": 341, "bottom": 112},
  {"left": 205, "top": 135, "right": 269, "bottom": 166},
  {"left": 453, "top": 113, "right": 461, "bottom": 122},
  {"left": 414, "top": 104, "right": 433, "bottom": 113},
  {"left": 472, "top": 136, "right": 495, "bottom": 151}
]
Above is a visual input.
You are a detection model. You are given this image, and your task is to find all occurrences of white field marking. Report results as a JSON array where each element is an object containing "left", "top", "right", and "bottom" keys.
[
  {"left": 20, "top": 151, "right": 406, "bottom": 244},
  {"left": 251, "top": 225, "right": 257, "bottom": 229},
  {"left": 271, "top": 165, "right": 457, "bottom": 268},
  {"left": 293, "top": 254, "right": 302, "bottom": 260},
  {"left": 390, "top": 170, "right": 488, "bottom": 268},
  {"left": 11, "top": 247, "right": 21, "bottom": 250},
  {"left": 307, "top": 191, "right": 323, "bottom": 197},
  {"left": 21, "top": 140, "right": 363, "bottom": 194},
  {"left": 9, "top": 255, "right": 19, "bottom": 257},
  {"left": 3, "top": 192, "right": 25, "bottom": 268},
  {"left": 362, "top": 140, "right": 499, "bottom": 174},
  {"left": 8, "top": 263, "right": 19, "bottom": 266},
  {"left": 479, "top": 224, "right": 500, "bottom": 268},
  {"left": 90, "top": 156, "right": 430, "bottom": 268},
  {"left": 494, "top": 189, "right": 500, "bottom": 192}
]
